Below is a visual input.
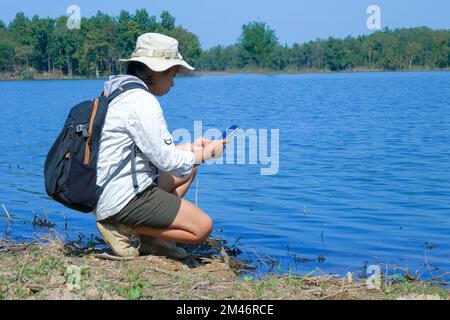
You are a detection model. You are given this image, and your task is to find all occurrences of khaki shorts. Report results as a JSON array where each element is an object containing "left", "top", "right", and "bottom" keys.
[{"left": 101, "top": 183, "right": 182, "bottom": 229}]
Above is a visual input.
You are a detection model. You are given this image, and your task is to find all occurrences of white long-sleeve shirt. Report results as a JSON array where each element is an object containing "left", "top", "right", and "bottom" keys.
[{"left": 95, "top": 75, "right": 195, "bottom": 221}]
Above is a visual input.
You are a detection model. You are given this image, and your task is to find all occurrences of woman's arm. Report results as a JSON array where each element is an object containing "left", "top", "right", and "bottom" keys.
[
  {"left": 176, "top": 141, "right": 204, "bottom": 166},
  {"left": 177, "top": 138, "right": 228, "bottom": 164},
  {"left": 127, "top": 91, "right": 195, "bottom": 178}
]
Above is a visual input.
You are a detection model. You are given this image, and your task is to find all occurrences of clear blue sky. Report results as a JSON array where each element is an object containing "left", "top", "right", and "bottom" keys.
[{"left": 2, "top": 0, "right": 450, "bottom": 49}]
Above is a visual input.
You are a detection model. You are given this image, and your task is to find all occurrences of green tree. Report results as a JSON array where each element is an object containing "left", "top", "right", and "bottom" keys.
[
  {"left": 221, "top": 45, "right": 240, "bottom": 70},
  {"left": 116, "top": 10, "right": 141, "bottom": 60},
  {"left": 79, "top": 12, "right": 118, "bottom": 76},
  {"left": 8, "top": 12, "right": 34, "bottom": 71},
  {"left": 431, "top": 30, "right": 450, "bottom": 68},
  {"left": 238, "top": 21, "right": 278, "bottom": 69},
  {"left": 133, "top": 9, "right": 159, "bottom": 33},
  {"left": 49, "top": 16, "right": 83, "bottom": 76},
  {"left": 29, "top": 16, "right": 55, "bottom": 72},
  {"left": 134, "top": 9, "right": 151, "bottom": 32},
  {"left": 324, "top": 37, "right": 355, "bottom": 71},
  {"left": 160, "top": 10, "right": 175, "bottom": 32},
  {"left": 1, "top": 12, "right": 450, "bottom": 76},
  {"left": 272, "top": 44, "right": 291, "bottom": 70},
  {"left": 9, "top": 12, "right": 31, "bottom": 44},
  {"left": 14, "top": 45, "right": 34, "bottom": 71},
  {"left": 291, "top": 42, "right": 310, "bottom": 69},
  {"left": 198, "top": 45, "right": 226, "bottom": 71},
  {"left": 169, "top": 27, "right": 201, "bottom": 67},
  {"left": 0, "top": 29, "right": 15, "bottom": 72}
]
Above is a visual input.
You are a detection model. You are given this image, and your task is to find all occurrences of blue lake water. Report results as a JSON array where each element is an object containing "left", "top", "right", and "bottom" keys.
[{"left": 0, "top": 72, "right": 449, "bottom": 281}]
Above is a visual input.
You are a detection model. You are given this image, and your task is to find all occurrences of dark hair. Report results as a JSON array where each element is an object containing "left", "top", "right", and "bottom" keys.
[
  {"left": 127, "top": 62, "right": 176, "bottom": 86},
  {"left": 127, "top": 61, "right": 154, "bottom": 85}
]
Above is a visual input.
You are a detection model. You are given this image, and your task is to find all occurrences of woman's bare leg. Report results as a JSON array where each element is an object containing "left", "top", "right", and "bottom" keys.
[
  {"left": 157, "top": 167, "right": 198, "bottom": 197},
  {"left": 127, "top": 167, "right": 213, "bottom": 244},
  {"left": 129, "top": 198, "right": 213, "bottom": 244}
]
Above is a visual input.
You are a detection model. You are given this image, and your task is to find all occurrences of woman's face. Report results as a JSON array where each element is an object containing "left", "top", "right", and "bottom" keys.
[{"left": 149, "top": 67, "right": 179, "bottom": 96}]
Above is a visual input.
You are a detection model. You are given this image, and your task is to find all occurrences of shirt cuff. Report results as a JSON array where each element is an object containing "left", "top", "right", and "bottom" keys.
[{"left": 176, "top": 150, "right": 195, "bottom": 179}]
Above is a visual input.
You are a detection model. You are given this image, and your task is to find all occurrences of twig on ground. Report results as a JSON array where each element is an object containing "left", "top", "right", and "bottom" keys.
[
  {"left": 191, "top": 280, "right": 211, "bottom": 291},
  {"left": 320, "top": 287, "right": 363, "bottom": 300},
  {"left": 221, "top": 247, "right": 230, "bottom": 265},
  {"left": 92, "top": 253, "right": 134, "bottom": 261},
  {"left": 0, "top": 240, "right": 32, "bottom": 253},
  {"left": 426, "top": 272, "right": 450, "bottom": 282},
  {"left": 143, "top": 265, "right": 178, "bottom": 276}
]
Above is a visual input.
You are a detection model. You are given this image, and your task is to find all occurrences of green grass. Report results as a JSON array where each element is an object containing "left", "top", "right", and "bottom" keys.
[
  {"left": 181, "top": 277, "right": 192, "bottom": 300},
  {"left": 253, "top": 277, "right": 277, "bottom": 299},
  {"left": 1, "top": 241, "right": 448, "bottom": 300},
  {"left": 115, "top": 268, "right": 151, "bottom": 300},
  {"left": 0, "top": 277, "right": 7, "bottom": 300},
  {"left": 16, "top": 251, "right": 65, "bottom": 283},
  {"left": 384, "top": 280, "right": 449, "bottom": 300}
]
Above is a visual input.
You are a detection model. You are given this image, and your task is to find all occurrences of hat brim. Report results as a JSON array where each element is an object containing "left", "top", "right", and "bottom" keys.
[{"left": 119, "top": 56, "right": 195, "bottom": 73}]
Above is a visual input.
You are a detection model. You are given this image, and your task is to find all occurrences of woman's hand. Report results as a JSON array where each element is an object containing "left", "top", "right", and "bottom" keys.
[
  {"left": 193, "top": 137, "right": 205, "bottom": 149},
  {"left": 202, "top": 139, "right": 229, "bottom": 162},
  {"left": 189, "top": 138, "right": 229, "bottom": 165},
  {"left": 175, "top": 141, "right": 204, "bottom": 165},
  {"left": 192, "top": 143, "right": 204, "bottom": 165}
]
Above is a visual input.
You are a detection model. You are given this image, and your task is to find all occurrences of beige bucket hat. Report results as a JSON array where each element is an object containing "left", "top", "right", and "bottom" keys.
[{"left": 119, "top": 33, "right": 195, "bottom": 72}]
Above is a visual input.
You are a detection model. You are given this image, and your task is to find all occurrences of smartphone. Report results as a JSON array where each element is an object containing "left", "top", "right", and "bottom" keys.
[{"left": 222, "top": 125, "right": 240, "bottom": 140}]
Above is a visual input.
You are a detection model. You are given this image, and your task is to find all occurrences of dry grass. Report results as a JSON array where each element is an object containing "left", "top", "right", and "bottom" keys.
[{"left": 0, "top": 237, "right": 448, "bottom": 300}]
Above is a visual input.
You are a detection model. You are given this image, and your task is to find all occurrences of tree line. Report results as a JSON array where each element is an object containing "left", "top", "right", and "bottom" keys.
[
  {"left": 200, "top": 22, "right": 450, "bottom": 72},
  {"left": 0, "top": 10, "right": 449, "bottom": 78},
  {"left": 0, "top": 10, "right": 201, "bottom": 78}
]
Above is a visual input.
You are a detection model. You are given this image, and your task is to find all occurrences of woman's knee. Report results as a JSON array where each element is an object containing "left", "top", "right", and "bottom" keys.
[
  {"left": 187, "top": 211, "right": 213, "bottom": 243},
  {"left": 171, "top": 200, "right": 213, "bottom": 243},
  {"left": 195, "top": 215, "right": 213, "bottom": 243}
]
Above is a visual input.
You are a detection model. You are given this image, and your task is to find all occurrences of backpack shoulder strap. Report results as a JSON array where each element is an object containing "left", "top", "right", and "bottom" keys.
[
  {"left": 106, "top": 82, "right": 149, "bottom": 102},
  {"left": 97, "top": 143, "right": 138, "bottom": 198},
  {"left": 96, "top": 82, "right": 148, "bottom": 198}
]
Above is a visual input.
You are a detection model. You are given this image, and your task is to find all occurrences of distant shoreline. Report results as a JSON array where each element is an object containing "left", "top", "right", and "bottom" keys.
[{"left": 1, "top": 67, "right": 449, "bottom": 81}]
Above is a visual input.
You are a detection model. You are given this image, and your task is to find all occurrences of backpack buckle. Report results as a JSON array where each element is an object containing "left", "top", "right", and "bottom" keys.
[{"left": 76, "top": 124, "right": 89, "bottom": 138}]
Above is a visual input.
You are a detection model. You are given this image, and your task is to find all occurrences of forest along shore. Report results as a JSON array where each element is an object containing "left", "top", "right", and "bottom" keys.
[
  {"left": 1, "top": 67, "right": 450, "bottom": 81},
  {"left": 1, "top": 10, "right": 450, "bottom": 79},
  {"left": 0, "top": 237, "right": 448, "bottom": 300}
]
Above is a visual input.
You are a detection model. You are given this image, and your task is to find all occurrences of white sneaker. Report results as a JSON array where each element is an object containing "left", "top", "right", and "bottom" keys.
[{"left": 138, "top": 236, "right": 188, "bottom": 260}]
